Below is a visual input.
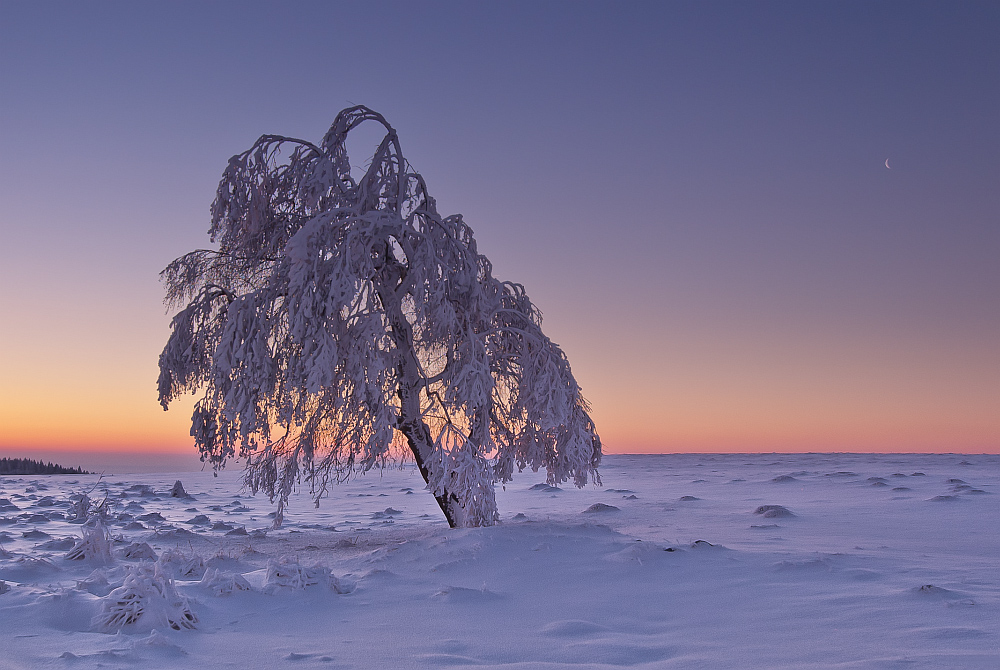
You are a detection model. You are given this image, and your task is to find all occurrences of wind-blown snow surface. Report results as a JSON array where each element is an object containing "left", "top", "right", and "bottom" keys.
[{"left": 1, "top": 454, "right": 997, "bottom": 669}]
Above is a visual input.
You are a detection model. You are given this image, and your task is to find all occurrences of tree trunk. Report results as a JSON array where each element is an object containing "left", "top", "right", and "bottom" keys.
[
  {"left": 398, "top": 418, "right": 462, "bottom": 528},
  {"left": 375, "top": 244, "right": 463, "bottom": 528}
]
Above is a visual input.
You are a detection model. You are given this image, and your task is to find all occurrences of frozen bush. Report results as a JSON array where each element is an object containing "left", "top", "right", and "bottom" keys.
[
  {"left": 199, "top": 568, "right": 252, "bottom": 596},
  {"left": 94, "top": 563, "right": 197, "bottom": 632},
  {"left": 263, "top": 555, "right": 331, "bottom": 593},
  {"left": 157, "top": 548, "right": 205, "bottom": 579},
  {"left": 65, "top": 520, "right": 114, "bottom": 563},
  {"left": 67, "top": 493, "right": 94, "bottom": 522}
]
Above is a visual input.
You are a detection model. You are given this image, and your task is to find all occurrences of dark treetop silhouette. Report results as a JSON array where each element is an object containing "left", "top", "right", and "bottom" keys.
[{"left": 158, "top": 106, "right": 601, "bottom": 527}]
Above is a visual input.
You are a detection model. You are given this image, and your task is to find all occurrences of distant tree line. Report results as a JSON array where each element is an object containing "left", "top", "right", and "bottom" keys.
[{"left": 0, "top": 458, "right": 89, "bottom": 475}]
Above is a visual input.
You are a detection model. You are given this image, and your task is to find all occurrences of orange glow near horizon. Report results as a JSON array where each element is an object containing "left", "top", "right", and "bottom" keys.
[
  {"left": 1, "top": 333, "right": 997, "bottom": 457},
  {"left": 2, "top": 383, "right": 996, "bottom": 457},
  {"left": 1, "top": 299, "right": 996, "bottom": 457},
  {"left": 1, "top": 347, "right": 997, "bottom": 456},
  {"left": 0, "top": 381, "right": 197, "bottom": 455}
]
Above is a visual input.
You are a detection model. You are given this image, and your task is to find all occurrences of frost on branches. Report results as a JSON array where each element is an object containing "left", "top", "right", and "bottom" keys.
[{"left": 158, "top": 106, "right": 601, "bottom": 528}]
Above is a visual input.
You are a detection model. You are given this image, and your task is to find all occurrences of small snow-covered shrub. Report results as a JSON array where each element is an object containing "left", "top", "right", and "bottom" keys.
[
  {"left": 68, "top": 494, "right": 90, "bottom": 521},
  {"left": 157, "top": 548, "right": 205, "bottom": 579},
  {"left": 119, "top": 542, "right": 157, "bottom": 561},
  {"left": 199, "top": 568, "right": 252, "bottom": 596},
  {"left": 65, "top": 520, "right": 113, "bottom": 563},
  {"left": 94, "top": 563, "right": 197, "bottom": 632},
  {"left": 263, "top": 555, "right": 331, "bottom": 593}
]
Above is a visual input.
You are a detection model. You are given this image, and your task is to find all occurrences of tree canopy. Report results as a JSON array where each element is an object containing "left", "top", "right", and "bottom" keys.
[{"left": 158, "top": 106, "right": 601, "bottom": 527}]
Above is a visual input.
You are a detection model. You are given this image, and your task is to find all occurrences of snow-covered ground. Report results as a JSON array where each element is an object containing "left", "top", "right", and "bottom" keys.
[{"left": 1, "top": 453, "right": 997, "bottom": 669}]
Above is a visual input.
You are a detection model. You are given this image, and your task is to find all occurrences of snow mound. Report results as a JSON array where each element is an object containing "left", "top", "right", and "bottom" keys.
[
  {"left": 540, "top": 619, "right": 608, "bottom": 636},
  {"left": 119, "top": 542, "right": 157, "bottom": 561},
  {"left": 431, "top": 585, "right": 503, "bottom": 603},
  {"left": 529, "top": 483, "right": 562, "bottom": 492},
  {"left": 263, "top": 555, "right": 333, "bottom": 593},
  {"left": 754, "top": 505, "right": 795, "bottom": 518},
  {"left": 75, "top": 569, "right": 113, "bottom": 596},
  {"left": 583, "top": 503, "right": 620, "bottom": 513},
  {"left": 38, "top": 537, "right": 76, "bottom": 551},
  {"left": 134, "top": 629, "right": 188, "bottom": 657},
  {"left": 1, "top": 555, "right": 60, "bottom": 582}
]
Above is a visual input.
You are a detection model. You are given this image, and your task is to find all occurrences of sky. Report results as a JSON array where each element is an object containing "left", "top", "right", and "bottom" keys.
[{"left": 0, "top": 1, "right": 997, "bottom": 470}]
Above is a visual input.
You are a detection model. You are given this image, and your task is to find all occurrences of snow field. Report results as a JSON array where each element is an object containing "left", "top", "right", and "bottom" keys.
[{"left": 0, "top": 453, "right": 997, "bottom": 669}]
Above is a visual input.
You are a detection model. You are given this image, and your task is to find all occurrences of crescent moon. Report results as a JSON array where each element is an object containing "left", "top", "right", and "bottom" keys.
[{"left": 885, "top": 158, "right": 891, "bottom": 169}]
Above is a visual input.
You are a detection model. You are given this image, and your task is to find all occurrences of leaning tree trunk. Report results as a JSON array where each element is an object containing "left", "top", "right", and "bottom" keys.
[
  {"left": 375, "top": 244, "right": 464, "bottom": 528},
  {"left": 397, "top": 388, "right": 463, "bottom": 528}
]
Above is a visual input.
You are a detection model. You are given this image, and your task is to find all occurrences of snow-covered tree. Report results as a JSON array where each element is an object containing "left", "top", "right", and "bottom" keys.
[{"left": 158, "top": 106, "right": 601, "bottom": 528}]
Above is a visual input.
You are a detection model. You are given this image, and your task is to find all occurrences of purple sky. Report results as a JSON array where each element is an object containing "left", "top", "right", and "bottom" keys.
[{"left": 1, "top": 1, "right": 997, "bottom": 465}]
